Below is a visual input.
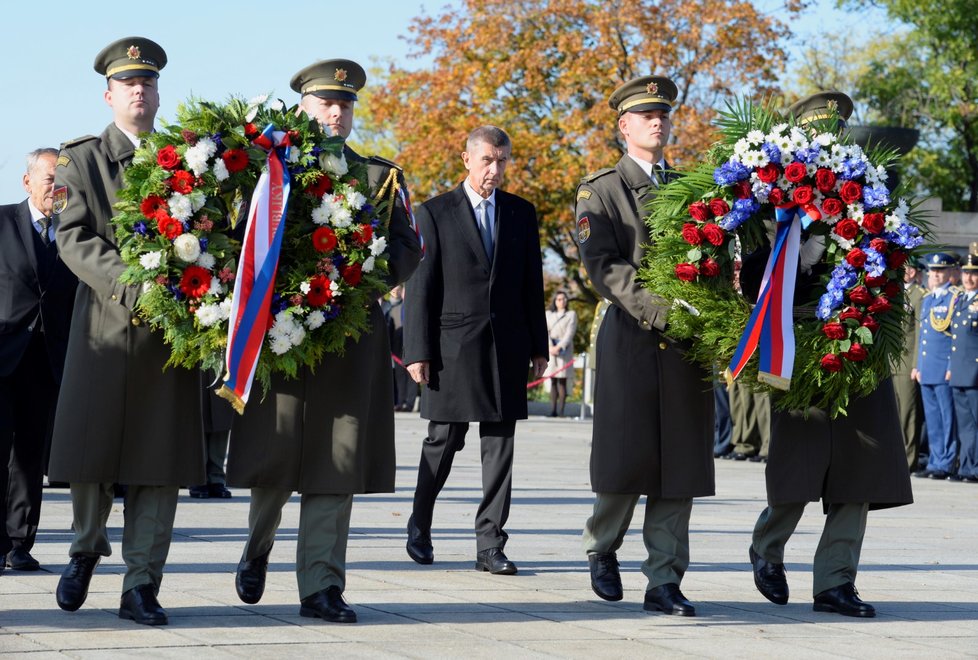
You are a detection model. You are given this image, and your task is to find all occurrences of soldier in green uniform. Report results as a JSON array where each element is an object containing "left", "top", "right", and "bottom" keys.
[
  {"left": 894, "top": 259, "right": 927, "bottom": 470},
  {"left": 747, "top": 92, "right": 913, "bottom": 618},
  {"left": 49, "top": 37, "right": 205, "bottom": 626},
  {"left": 577, "top": 75, "right": 715, "bottom": 616},
  {"left": 227, "top": 59, "right": 422, "bottom": 624}
]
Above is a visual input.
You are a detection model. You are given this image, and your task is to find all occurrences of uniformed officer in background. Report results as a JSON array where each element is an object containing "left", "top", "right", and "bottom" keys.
[
  {"left": 894, "top": 258, "right": 927, "bottom": 471},
  {"left": 576, "top": 75, "right": 715, "bottom": 616},
  {"left": 914, "top": 253, "right": 960, "bottom": 479},
  {"left": 948, "top": 253, "right": 978, "bottom": 482},
  {"left": 49, "top": 37, "right": 205, "bottom": 626}
]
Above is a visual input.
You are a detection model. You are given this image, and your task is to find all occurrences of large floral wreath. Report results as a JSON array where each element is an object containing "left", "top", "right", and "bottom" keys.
[
  {"left": 112, "top": 95, "right": 393, "bottom": 398},
  {"left": 639, "top": 99, "right": 927, "bottom": 417}
]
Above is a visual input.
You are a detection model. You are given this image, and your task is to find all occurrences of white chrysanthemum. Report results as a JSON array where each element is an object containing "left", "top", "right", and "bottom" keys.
[
  {"left": 769, "top": 123, "right": 789, "bottom": 136},
  {"left": 195, "top": 303, "right": 223, "bottom": 327},
  {"left": 369, "top": 235, "right": 388, "bottom": 257},
  {"left": 829, "top": 154, "right": 844, "bottom": 171},
  {"left": 320, "top": 152, "right": 349, "bottom": 176},
  {"left": 789, "top": 127, "right": 809, "bottom": 148},
  {"left": 830, "top": 234, "right": 854, "bottom": 251},
  {"left": 311, "top": 204, "right": 332, "bottom": 225},
  {"left": 300, "top": 281, "right": 311, "bottom": 294},
  {"left": 875, "top": 165, "right": 889, "bottom": 182},
  {"left": 813, "top": 132, "right": 836, "bottom": 147},
  {"left": 847, "top": 203, "right": 865, "bottom": 221},
  {"left": 777, "top": 176, "right": 791, "bottom": 190},
  {"left": 173, "top": 233, "right": 202, "bottom": 262},
  {"left": 746, "top": 129, "right": 766, "bottom": 145},
  {"left": 362, "top": 256, "right": 376, "bottom": 273},
  {"left": 168, "top": 193, "right": 193, "bottom": 221},
  {"left": 806, "top": 163, "right": 818, "bottom": 176},
  {"left": 139, "top": 250, "right": 162, "bottom": 270},
  {"left": 206, "top": 276, "right": 223, "bottom": 297},
  {"left": 269, "top": 334, "right": 292, "bottom": 355},
  {"left": 780, "top": 151, "right": 794, "bottom": 166},
  {"left": 328, "top": 268, "right": 340, "bottom": 282},
  {"left": 733, "top": 138, "right": 753, "bottom": 157},
  {"left": 288, "top": 324, "right": 306, "bottom": 346},
  {"left": 331, "top": 206, "right": 353, "bottom": 228},
  {"left": 822, "top": 214, "right": 841, "bottom": 226},
  {"left": 212, "top": 158, "right": 230, "bottom": 182},
  {"left": 195, "top": 251, "right": 216, "bottom": 270},
  {"left": 305, "top": 310, "right": 326, "bottom": 329},
  {"left": 884, "top": 213, "right": 902, "bottom": 232},
  {"left": 740, "top": 150, "right": 769, "bottom": 168},
  {"left": 347, "top": 190, "right": 367, "bottom": 210},
  {"left": 184, "top": 147, "right": 210, "bottom": 176},
  {"left": 815, "top": 150, "right": 833, "bottom": 167},
  {"left": 219, "top": 298, "right": 233, "bottom": 318}
]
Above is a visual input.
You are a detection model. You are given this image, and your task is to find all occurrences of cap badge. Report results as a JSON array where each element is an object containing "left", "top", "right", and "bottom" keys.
[
  {"left": 127, "top": 45, "right": 141, "bottom": 60},
  {"left": 826, "top": 99, "right": 838, "bottom": 111},
  {"left": 334, "top": 68, "right": 348, "bottom": 82},
  {"left": 646, "top": 81, "right": 659, "bottom": 95}
]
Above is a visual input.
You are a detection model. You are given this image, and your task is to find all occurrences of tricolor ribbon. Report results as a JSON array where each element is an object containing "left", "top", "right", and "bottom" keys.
[
  {"left": 726, "top": 204, "right": 819, "bottom": 390},
  {"left": 217, "top": 125, "right": 291, "bottom": 413}
]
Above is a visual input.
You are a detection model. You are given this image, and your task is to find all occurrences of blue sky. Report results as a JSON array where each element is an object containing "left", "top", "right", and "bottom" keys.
[{"left": 0, "top": 0, "right": 890, "bottom": 203}]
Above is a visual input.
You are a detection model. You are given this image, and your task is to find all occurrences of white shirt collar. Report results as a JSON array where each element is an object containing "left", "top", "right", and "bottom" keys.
[
  {"left": 627, "top": 154, "right": 667, "bottom": 180},
  {"left": 27, "top": 198, "right": 46, "bottom": 222},
  {"left": 115, "top": 123, "right": 142, "bottom": 148},
  {"left": 463, "top": 179, "right": 496, "bottom": 211}
]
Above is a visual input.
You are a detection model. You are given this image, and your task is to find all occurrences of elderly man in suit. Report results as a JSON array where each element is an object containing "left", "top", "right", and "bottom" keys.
[
  {"left": 0, "top": 148, "right": 77, "bottom": 574},
  {"left": 403, "top": 125, "right": 548, "bottom": 575},
  {"left": 48, "top": 37, "right": 205, "bottom": 626}
]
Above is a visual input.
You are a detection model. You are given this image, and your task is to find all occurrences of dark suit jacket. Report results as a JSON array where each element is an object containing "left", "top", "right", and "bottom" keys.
[
  {"left": 0, "top": 200, "right": 77, "bottom": 381},
  {"left": 404, "top": 184, "right": 547, "bottom": 422}
]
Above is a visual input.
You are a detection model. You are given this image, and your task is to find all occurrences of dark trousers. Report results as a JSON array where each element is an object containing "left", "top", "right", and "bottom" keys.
[
  {"left": 952, "top": 387, "right": 978, "bottom": 478},
  {"left": 393, "top": 362, "right": 417, "bottom": 410},
  {"left": 411, "top": 420, "right": 516, "bottom": 551},
  {"left": 1, "top": 331, "right": 56, "bottom": 556}
]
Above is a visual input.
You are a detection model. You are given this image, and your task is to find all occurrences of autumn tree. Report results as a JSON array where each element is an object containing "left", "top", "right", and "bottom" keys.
[{"left": 368, "top": 0, "right": 804, "bottom": 303}]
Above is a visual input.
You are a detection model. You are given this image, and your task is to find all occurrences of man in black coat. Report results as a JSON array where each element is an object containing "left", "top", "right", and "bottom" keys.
[
  {"left": 0, "top": 148, "right": 77, "bottom": 573},
  {"left": 403, "top": 126, "right": 548, "bottom": 574}
]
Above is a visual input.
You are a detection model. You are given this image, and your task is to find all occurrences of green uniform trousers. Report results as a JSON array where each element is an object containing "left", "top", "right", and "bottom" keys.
[
  {"left": 68, "top": 482, "right": 178, "bottom": 594},
  {"left": 730, "top": 384, "right": 771, "bottom": 457},
  {"left": 752, "top": 501, "right": 868, "bottom": 596},
  {"left": 583, "top": 493, "right": 692, "bottom": 590},
  {"left": 243, "top": 487, "right": 353, "bottom": 600}
]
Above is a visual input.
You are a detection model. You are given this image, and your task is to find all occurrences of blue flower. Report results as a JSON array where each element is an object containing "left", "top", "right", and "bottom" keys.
[
  {"left": 332, "top": 254, "right": 347, "bottom": 269},
  {"left": 182, "top": 220, "right": 192, "bottom": 232},
  {"left": 888, "top": 224, "right": 924, "bottom": 249},
  {"left": 210, "top": 133, "right": 223, "bottom": 149},
  {"left": 167, "top": 283, "right": 185, "bottom": 301},
  {"left": 795, "top": 145, "right": 821, "bottom": 165},
  {"left": 199, "top": 237, "right": 209, "bottom": 252},
  {"left": 733, "top": 197, "right": 760, "bottom": 215},
  {"left": 840, "top": 157, "right": 867, "bottom": 180},
  {"left": 863, "top": 246, "right": 886, "bottom": 277},
  {"left": 761, "top": 142, "right": 781, "bottom": 164},
  {"left": 862, "top": 185, "right": 890, "bottom": 208},
  {"left": 713, "top": 161, "right": 750, "bottom": 186},
  {"left": 325, "top": 304, "right": 342, "bottom": 320},
  {"left": 817, "top": 294, "right": 837, "bottom": 320},
  {"left": 134, "top": 220, "right": 150, "bottom": 237}
]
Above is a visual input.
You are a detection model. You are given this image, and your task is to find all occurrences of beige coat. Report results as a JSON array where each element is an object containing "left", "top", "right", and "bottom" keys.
[{"left": 544, "top": 309, "right": 577, "bottom": 387}]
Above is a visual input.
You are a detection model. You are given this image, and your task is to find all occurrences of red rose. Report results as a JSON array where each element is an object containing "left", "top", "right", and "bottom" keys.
[
  {"left": 845, "top": 343, "right": 868, "bottom": 362},
  {"left": 681, "top": 223, "right": 704, "bottom": 246},
  {"left": 815, "top": 168, "right": 837, "bottom": 193},
  {"left": 709, "top": 198, "right": 730, "bottom": 217},
  {"left": 688, "top": 201, "right": 710, "bottom": 222},
  {"left": 849, "top": 285, "right": 872, "bottom": 305},
  {"left": 702, "top": 223, "right": 725, "bottom": 246},
  {"left": 341, "top": 262, "right": 363, "bottom": 286},
  {"left": 864, "top": 274, "right": 887, "bottom": 288},
  {"left": 179, "top": 265, "right": 211, "bottom": 299},
  {"left": 870, "top": 238, "right": 889, "bottom": 253},
  {"left": 839, "top": 180, "right": 863, "bottom": 204},
  {"left": 156, "top": 214, "right": 183, "bottom": 239},
  {"left": 675, "top": 263, "right": 699, "bottom": 282},
  {"left": 820, "top": 353, "right": 843, "bottom": 372},
  {"left": 833, "top": 218, "right": 860, "bottom": 241},
  {"left": 868, "top": 296, "right": 892, "bottom": 314},
  {"left": 792, "top": 185, "right": 814, "bottom": 206},
  {"left": 768, "top": 187, "right": 786, "bottom": 206},
  {"left": 156, "top": 144, "right": 180, "bottom": 170},
  {"left": 700, "top": 257, "right": 720, "bottom": 278},
  {"left": 821, "top": 197, "right": 844, "bottom": 217},
  {"left": 845, "top": 248, "right": 867, "bottom": 269},
  {"left": 354, "top": 223, "right": 373, "bottom": 246},
  {"left": 862, "top": 212, "right": 885, "bottom": 234},
  {"left": 839, "top": 306, "right": 863, "bottom": 323},
  {"left": 732, "top": 180, "right": 752, "bottom": 199},
  {"left": 222, "top": 148, "right": 250, "bottom": 173},
  {"left": 888, "top": 250, "right": 908, "bottom": 269},
  {"left": 757, "top": 163, "right": 780, "bottom": 183},
  {"left": 312, "top": 226, "right": 337, "bottom": 253},
  {"left": 140, "top": 195, "right": 167, "bottom": 219},
  {"left": 822, "top": 322, "right": 847, "bottom": 340},
  {"left": 861, "top": 315, "right": 880, "bottom": 334},
  {"left": 884, "top": 280, "right": 902, "bottom": 298},
  {"left": 168, "top": 169, "right": 195, "bottom": 194},
  {"left": 784, "top": 162, "right": 807, "bottom": 183},
  {"left": 305, "top": 174, "right": 334, "bottom": 198},
  {"left": 244, "top": 123, "right": 259, "bottom": 138},
  {"left": 306, "top": 274, "right": 333, "bottom": 307}
]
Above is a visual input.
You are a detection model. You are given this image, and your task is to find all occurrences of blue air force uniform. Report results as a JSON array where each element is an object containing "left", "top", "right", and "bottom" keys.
[{"left": 948, "top": 255, "right": 978, "bottom": 481}]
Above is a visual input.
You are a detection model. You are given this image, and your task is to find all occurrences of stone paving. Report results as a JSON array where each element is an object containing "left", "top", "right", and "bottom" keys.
[{"left": 2, "top": 410, "right": 977, "bottom": 658}]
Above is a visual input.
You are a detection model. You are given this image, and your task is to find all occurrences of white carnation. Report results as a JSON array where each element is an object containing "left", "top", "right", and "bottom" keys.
[
  {"left": 212, "top": 158, "right": 230, "bottom": 182},
  {"left": 184, "top": 147, "right": 210, "bottom": 176},
  {"left": 219, "top": 298, "right": 233, "bottom": 318},
  {"left": 173, "top": 233, "right": 202, "bottom": 262},
  {"left": 288, "top": 324, "right": 306, "bottom": 347},
  {"left": 331, "top": 206, "right": 353, "bottom": 228},
  {"left": 195, "top": 303, "right": 223, "bottom": 327},
  {"left": 305, "top": 310, "right": 325, "bottom": 329},
  {"left": 195, "top": 252, "right": 216, "bottom": 269},
  {"left": 347, "top": 190, "right": 367, "bottom": 210},
  {"left": 168, "top": 193, "right": 193, "bottom": 221},
  {"left": 369, "top": 235, "right": 387, "bottom": 257},
  {"left": 139, "top": 250, "right": 162, "bottom": 270},
  {"left": 311, "top": 204, "right": 332, "bottom": 225},
  {"left": 269, "top": 334, "right": 292, "bottom": 355},
  {"left": 362, "top": 256, "right": 376, "bottom": 273}
]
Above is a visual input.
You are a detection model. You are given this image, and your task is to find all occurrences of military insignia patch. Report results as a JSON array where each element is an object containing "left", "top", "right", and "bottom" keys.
[
  {"left": 334, "top": 68, "right": 348, "bottom": 82},
  {"left": 646, "top": 81, "right": 659, "bottom": 95},
  {"left": 52, "top": 186, "right": 68, "bottom": 214},
  {"left": 577, "top": 216, "right": 591, "bottom": 243},
  {"left": 127, "top": 45, "right": 141, "bottom": 60},
  {"left": 57, "top": 154, "right": 70, "bottom": 168},
  {"left": 577, "top": 190, "right": 591, "bottom": 201}
]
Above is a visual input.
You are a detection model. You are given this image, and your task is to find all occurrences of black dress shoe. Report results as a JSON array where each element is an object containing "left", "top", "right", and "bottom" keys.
[
  {"left": 914, "top": 469, "right": 934, "bottom": 479},
  {"left": 588, "top": 552, "right": 623, "bottom": 601},
  {"left": 643, "top": 583, "right": 696, "bottom": 616},
  {"left": 188, "top": 484, "right": 210, "bottom": 499},
  {"left": 749, "top": 546, "right": 788, "bottom": 605},
  {"left": 748, "top": 455, "right": 768, "bottom": 463},
  {"left": 813, "top": 582, "right": 876, "bottom": 617},
  {"left": 929, "top": 470, "right": 949, "bottom": 480},
  {"left": 119, "top": 584, "right": 168, "bottom": 625},
  {"left": 475, "top": 548, "right": 517, "bottom": 575},
  {"left": 7, "top": 547, "right": 40, "bottom": 571},
  {"left": 235, "top": 545, "right": 272, "bottom": 604},
  {"left": 406, "top": 515, "right": 433, "bottom": 565},
  {"left": 208, "top": 483, "right": 232, "bottom": 499},
  {"left": 56, "top": 554, "right": 100, "bottom": 611},
  {"left": 729, "top": 452, "right": 754, "bottom": 461},
  {"left": 299, "top": 586, "right": 357, "bottom": 623}
]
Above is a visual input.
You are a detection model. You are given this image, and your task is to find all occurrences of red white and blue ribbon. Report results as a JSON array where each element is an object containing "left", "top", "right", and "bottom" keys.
[
  {"left": 398, "top": 185, "right": 424, "bottom": 257},
  {"left": 218, "top": 125, "right": 291, "bottom": 412},
  {"left": 726, "top": 206, "right": 817, "bottom": 390}
]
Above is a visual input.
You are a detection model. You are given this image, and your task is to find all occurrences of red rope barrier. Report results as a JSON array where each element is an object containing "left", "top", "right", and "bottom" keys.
[{"left": 391, "top": 353, "right": 576, "bottom": 389}]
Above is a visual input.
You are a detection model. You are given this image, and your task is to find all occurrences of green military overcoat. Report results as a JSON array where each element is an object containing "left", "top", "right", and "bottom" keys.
[
  {"left": 577, "top": 155, "right": 715, "bottom": 497},
  {"left": 49, "top": 123, "right": 205, "bottom": 486},
  {"left": 226, "top": 150, "right": 422, "bottom": 494}
]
